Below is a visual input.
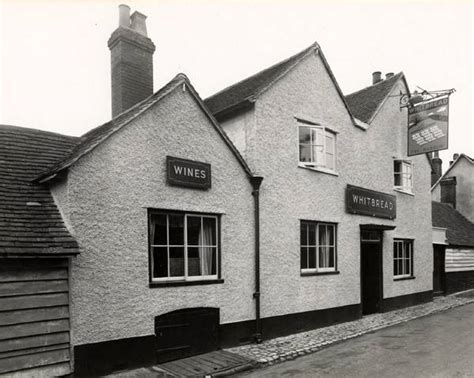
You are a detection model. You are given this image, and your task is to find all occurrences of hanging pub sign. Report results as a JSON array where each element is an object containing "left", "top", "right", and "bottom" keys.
[
  {"left": 407, "top": 96, "right": 449, "bottom": 156},
  {"left": 346, "top": 185, "right": 396, "bottom": 220},
  {"left": 166, "top": 156, "right": 211, "bottom": 190}
]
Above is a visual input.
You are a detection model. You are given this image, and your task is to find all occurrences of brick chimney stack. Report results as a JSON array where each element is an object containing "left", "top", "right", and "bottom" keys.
[
  {"left": 431, "top": 151, "right": 443, "bottom": 186},
  {"left": 108, "top": 4, "right": 156, "bottom": 118},
  {"left": 440, "top": 177, "right": 457, "bottom": 208}
]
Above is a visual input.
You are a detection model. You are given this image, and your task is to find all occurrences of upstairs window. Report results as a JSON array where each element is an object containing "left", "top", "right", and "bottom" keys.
[
  {"left": 149, "top": 211, "right": 218, "bottom": 282},
  {"left": 394, "top": 160, "right": 413, "bottom": 192},
  {"left": 299, "top": 125, "right": 336, "bottom": 171},
  {"left": 301, "top": 221, "right": 337, "bottom": 273}
]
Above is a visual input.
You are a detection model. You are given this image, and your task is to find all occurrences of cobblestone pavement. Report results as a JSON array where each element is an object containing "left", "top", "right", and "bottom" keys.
[{"left": 226, "top": 293, "right": 474, "bottom": 369}]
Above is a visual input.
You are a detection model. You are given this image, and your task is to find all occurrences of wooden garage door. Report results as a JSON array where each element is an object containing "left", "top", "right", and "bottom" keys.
[{"left": 0, "top": 258, "right": 71, "bottom": 377}]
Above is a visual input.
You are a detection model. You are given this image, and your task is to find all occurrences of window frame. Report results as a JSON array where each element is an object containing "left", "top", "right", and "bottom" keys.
[
  {"left": 394, "top": 159, "right": 413, "bottom": 193},
  {"left": 300, "top": 220, "right": 338, "bottom": 274},
  {"left": 298, "top": 123, "right": 337, "bottom": 173},
  {"left": 148, "top": 209, "right": 221, "bottom": 285},
  {"left": 393, "top": 239, "right": 414, "bottom": 279}
]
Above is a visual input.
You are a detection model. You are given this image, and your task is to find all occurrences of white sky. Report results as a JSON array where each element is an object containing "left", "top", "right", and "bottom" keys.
[{"left": 0, "top": 0, "right": 472, "bottom": 170}]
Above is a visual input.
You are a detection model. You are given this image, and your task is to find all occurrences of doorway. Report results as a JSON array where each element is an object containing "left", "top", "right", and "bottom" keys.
[
  {"left": 155, "top": 308, "right": 219, "bottom": 363},
  {"left": 360, "top": 230, "right": 383, "bottom": 315},
  {"left": 433, "top": 245, "right": 446, "bottom": 295}
]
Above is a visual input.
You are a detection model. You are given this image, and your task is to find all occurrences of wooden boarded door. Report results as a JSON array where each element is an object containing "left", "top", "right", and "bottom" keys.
[
  {"left": 0, "top": 258, "right": 71, "bottom": 377},
  {"left": 155, "top": 308, "right": 219, "bottom": 363},
  {"left": 361, "top": 231, "right": 383, "bottom": 315},
  {"left": 433, "top": 245, "right": 446, "bottom": 295}
]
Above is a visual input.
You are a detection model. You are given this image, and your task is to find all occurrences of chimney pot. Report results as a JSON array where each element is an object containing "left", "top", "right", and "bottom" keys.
[
  {"left": 372, "top": 71, "right": 382, "bottom": 85},
  {"left": 131, "top": 11, "right": 148, "bottom": 36},
  {"left": 386, "top": 72, "right": 394, "bottom": 79},
  {"left": 453, "top": 153, "right": 459, "bottom": 161},
  {"left": 119, "top": 4, "right": 131, "bottom": 28}
]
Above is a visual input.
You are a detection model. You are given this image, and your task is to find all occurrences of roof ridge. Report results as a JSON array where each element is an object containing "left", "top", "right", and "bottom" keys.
[
  {"left": 0, "top": 124, "right": 79, "bottom": 140},
  {"left": 345, "top": 72, "right": 403, "bottom": 98}
]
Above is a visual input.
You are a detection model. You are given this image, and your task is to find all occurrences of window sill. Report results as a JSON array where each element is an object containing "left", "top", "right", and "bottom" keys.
[
  {"left": 394, "top": 276, "right": 416, "bottom": 281},
  {"left": 393, "top": 188, "right": 415, "bottom": 196},
  {"left": 149, "top": 279, "right": 224, "bottom": 288},
  {"left": 298, "top": 164, "right": 339, "bottom": 177},
  {"left": 301, "top": 271, "right": 340, "bottom": 277}
]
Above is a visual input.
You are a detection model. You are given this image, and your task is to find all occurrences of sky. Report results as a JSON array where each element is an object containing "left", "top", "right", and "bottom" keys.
[{"left": 0, "top": 0, "right": 472, "bottom": 171}]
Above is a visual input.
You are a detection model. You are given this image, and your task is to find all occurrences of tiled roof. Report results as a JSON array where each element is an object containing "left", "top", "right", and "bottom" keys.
[
  {"left": 37, "top": 73, "right": 252, "bottom": 182},
  {"left": 345, "top": 73, "right": 404, "bottom": 123},
  {"left": 204, "top": 43, "right": 318, "bottom": 116},
  {"left": 432, "top": 201, "right": 474, "bottom": 247},
  {"left": 0, "top": 125, "right": 80, "bottom": 256}
]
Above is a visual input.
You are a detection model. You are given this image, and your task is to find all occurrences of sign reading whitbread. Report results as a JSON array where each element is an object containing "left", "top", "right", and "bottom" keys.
[
  {"left": 167, "top": 156, "right": 211, "bottom": 190},
  {"left": 346, "top": 185, "right": 396, "bottom": 219},
  {"left": 408, "top": 96, "right": 449, "bottom": 156}
]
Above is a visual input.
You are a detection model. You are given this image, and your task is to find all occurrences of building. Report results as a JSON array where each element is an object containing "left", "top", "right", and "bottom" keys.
[
  {"left": 0, "top": 5, "right": 436, "bottom": 376},
  {"left": 431, "top": 153, "right": 474, "bottom": 295},
  {"left": 432, "top": 153, "right": 474, "bottom": 222},
  {"left": 205, "top": 43, "right": 433, "bottom": 334}
]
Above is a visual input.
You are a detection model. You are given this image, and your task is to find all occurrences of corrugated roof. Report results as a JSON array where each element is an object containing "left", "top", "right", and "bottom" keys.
[
  {"left": 432, "top": 201, "right": 474, "bottom": 247},
  {"left": 0, "top": 125, "right": 80, "bottom": 256},
  {"left": 37, "top": 73, "right": 253, "bottom": 182},
  {"left": 345, "top": 73, "right": 404, "bottom": 123}
]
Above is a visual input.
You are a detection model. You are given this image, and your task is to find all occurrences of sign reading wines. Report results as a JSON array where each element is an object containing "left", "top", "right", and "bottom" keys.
[
  {"left": 166, "top": 156, "right": 211, "bottom": 190},
  {"left": 408, "top": 96, "right": 449, "bottom": 156},
  {"left": 346, "top": 185, "right": 396, "bottom": 219}
]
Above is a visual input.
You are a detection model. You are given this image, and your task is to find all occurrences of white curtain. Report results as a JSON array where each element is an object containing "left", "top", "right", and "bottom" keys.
[{"left": 198, "top": 220, "right": 214, "bottom": 275}]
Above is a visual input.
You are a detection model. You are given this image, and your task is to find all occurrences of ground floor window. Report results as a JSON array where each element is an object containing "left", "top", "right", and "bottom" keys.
[
  {"left": 393, "top": 239, "right": 413, "bottom": 278},
  {"left": 301, "top": 221, "right": 337, "bottom": 273},
  {"left": 149, "top": 210, "right": 218, "bottom": 281}
]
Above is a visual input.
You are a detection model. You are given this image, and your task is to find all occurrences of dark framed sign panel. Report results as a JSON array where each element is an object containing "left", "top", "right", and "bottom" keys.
[
  {"left": 166, "top": 156, "right": 211, "bottom": 190},
  {"left": 346, "top": 185, "right": 396, "bottom": 220}
]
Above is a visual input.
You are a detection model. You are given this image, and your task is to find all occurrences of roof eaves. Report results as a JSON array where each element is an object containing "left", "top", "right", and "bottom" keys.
[
  {"left": 366, "top": 72, "right": 406, "bottom": 124},
  {"left": 316, "top": 49, "right": 359, "bottom": 128},
  {"left": 182, "top": 76, "right": 254, "bottom": 177},
  {"left": 35, "top": 75, "right": 186, "bottom": 183}
]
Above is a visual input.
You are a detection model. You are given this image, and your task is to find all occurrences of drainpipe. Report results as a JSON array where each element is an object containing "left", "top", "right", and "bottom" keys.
[{"left": 250, "top": 175, "right": 264, "bottom": 343}]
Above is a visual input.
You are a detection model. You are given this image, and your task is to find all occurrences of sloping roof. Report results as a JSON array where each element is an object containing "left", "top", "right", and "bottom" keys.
[
  {"left": 432, "top": 201, "right": 474, "bottom": 247},
  {"left": 37, "top": 73, "right": 252, "bottom": 182},
  {"left": 0, "top": 125, "right": 80, "bottom": 256},
  {"left": 431, "top": 153, "right": 473, "bottom": 190},
  {"left": 204, "top": 43, "right": 357, "bottom": 126},
  {"left": 345, "top": 73, "right": 405, "bottom": 124}
]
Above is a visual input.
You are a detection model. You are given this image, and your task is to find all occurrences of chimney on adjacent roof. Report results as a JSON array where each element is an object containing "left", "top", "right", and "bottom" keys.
[
  {"left": 385, "top": 72, "right": 394, "bottom": 79},
  {"left": 440, "top": 177, "right": 457, "bottom": 208},
  {"left": 108, "top": 4, "right": 156, "bottom": 118},
  {"left": 453, "top": 153, "right": 460, "bottom": 161},
  {"left": 431, "top": 151, "right": 443, "bottom": 186},
  {"left": 372, "top": 71, "right": 382, "bottom": 85}
]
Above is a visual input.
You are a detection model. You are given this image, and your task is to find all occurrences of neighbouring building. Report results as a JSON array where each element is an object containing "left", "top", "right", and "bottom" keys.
[
  {"left": 431, "top": 153, "right": 474, "bottom": 295},
  {"left": 0, "top": 5, "right": 437, "bottom": 377},
  {"left": 432, "top": 153, "right": 474, "bottom": 222}
]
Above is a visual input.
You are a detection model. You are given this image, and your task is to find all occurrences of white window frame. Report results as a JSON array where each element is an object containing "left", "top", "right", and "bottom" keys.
[
  {"left": 393, "top": 239, "right": 413, "bottom": 279},
  {"left": 301, "top": 221, "right": 337, "bottom": 273},
  {"left": 298, "top": 124, "right": 337, "bottom": 172},
  {"left": 394, "top": 160, "right": 413, "bottom": 193},
  {"left": 149, "top": 212, "right": 219, "bottom": 282}
]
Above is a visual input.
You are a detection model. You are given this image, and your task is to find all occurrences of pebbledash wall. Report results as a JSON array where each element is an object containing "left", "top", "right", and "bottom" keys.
[
  {"left": 215, "top": 48, "right": 433, "bottom": 330},
  {"left": 49, "top": 83, "right": 256, "bottom": 373}
]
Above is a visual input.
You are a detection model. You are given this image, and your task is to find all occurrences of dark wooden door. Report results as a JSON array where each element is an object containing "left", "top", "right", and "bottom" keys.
[
  {"left": 433, "top": 245, "right": 446, "bottom": 295},
  {"left": 155, "top": 308, "right": 219, "bottom": 363},
  {"left": 361, "top": 241, "right": 383, "bottom": 315}
]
